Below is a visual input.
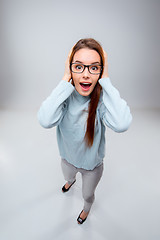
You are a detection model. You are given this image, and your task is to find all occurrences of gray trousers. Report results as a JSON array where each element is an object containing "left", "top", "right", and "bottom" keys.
[{"left": 61, "top": 158, "right": 104, "bottom": 213}]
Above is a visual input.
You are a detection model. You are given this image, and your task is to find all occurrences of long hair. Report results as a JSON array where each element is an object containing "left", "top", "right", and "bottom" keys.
[{"left": 69, "top": 38, "right": 105, "bottom": 147}]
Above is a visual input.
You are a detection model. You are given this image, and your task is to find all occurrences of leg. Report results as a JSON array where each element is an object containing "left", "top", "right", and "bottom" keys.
[
  {"left": 81, "top": 163, "right": 104, "bottom": 213},
  {"left": 61, "top": 158, "right": 78, "bottom": 185}
]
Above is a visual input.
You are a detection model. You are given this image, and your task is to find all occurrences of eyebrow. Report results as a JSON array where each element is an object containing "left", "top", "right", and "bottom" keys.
[{"left": 74, "top": 60, "right": 101, "bottom": 65}]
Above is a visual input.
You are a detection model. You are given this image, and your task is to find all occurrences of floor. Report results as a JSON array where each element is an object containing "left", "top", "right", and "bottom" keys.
[{"left": 0, "top": 108, "right": 160, "bottom": 240}]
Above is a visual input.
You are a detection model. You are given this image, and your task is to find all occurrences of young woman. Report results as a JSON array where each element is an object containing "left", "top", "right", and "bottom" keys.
[{"left": 38, "top": 38, "right": 132, "bottom": 224}]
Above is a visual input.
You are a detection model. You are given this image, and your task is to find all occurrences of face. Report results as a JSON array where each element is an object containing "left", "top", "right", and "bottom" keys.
[{"left": 71, "top": 48, "right": 101, "bottom": 96}]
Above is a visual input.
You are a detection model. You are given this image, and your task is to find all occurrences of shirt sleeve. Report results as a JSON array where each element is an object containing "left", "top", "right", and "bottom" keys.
[
  {"left": 37, "top": 80, "right": 74, "bottom": 128},
  {"left": 98, "top": 78, "right": 132, "bottom": 132}
]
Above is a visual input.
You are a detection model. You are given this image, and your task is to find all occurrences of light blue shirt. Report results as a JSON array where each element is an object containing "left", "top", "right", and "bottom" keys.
[{"left": 38, "top": 78, "right": 132, "bottom": 170}]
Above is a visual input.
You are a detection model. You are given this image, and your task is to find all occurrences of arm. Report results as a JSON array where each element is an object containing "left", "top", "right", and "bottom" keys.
[
  {"left": 99, "top": 50, "right": 132, "bottom": 132},
  {"left": 38, "top": 49, "right": 74, "bottom": 128},
  {"left": 99, "top": 78, "right": 132, "bottom": 132},
  {"left": 37, "top": 80, "right": 74, "bottom": 128}
]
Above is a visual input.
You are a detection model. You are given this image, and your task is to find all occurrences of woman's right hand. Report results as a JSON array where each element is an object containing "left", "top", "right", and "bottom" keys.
[{"left": 62, "top": 48, "right": 73, "bottom": 82}]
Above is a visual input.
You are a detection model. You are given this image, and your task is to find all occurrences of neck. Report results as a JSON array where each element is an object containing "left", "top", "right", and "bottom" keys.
[{"left": 73, "top": 89, "right": 90, "bottom": 103}]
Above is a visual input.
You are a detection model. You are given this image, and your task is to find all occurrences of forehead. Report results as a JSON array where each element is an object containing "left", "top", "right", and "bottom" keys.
[{"left": 73, "top": 48, "right": 101, "bottom": 64}]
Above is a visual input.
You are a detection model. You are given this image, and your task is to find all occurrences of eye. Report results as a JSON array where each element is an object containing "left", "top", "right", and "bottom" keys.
[
  {"left": 91, "top": 66, "right": 98, "bottom": 71},
  {"left": 76, "top": 65, "right": 83, "bottom": 70},
  {"left": 89, "top": 65, "right": 101, "bottom": 74},
  {"left": 71, "top": 63, "right": 84, "bottom": 73}
]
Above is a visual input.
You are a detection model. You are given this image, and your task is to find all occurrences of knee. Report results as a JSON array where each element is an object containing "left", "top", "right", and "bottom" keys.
[{"left": 83, "top": 193, "right": 95, "bottom": 203}]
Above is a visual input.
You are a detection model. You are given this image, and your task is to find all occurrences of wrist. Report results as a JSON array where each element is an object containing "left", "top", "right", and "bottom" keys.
[
  {"left": 62, "top": 74, "right": 71, "bottom": 82},
  {"left": 102, "top": 74, "right": 109, "bottom": 78}
]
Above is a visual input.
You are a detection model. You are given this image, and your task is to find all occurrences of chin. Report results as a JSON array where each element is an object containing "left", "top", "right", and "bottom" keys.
[{"left": 77, "top": 88, "right": 92, "bottom": 96}]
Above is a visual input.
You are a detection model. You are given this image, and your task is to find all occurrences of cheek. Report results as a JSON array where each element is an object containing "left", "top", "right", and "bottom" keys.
[{"left": 92, "top": 76, "right": 99, "bottom": 85}]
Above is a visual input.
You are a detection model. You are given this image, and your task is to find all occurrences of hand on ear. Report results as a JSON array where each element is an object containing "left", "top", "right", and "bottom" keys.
[
  {"left": 62, "top": 47, "right": 73, "bottom": 82},
  {"left": 102, "top": 50, "right": 109, "bottom": 78}
]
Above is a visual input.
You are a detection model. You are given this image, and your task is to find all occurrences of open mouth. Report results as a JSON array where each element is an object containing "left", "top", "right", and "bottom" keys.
[{"left": 80, "top": 83, "right": 92, "bottom": 91}]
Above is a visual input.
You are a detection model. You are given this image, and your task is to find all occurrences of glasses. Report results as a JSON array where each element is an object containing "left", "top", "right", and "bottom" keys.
[{"left": 70, "top": 63, "right": 102, "bottom": 75}]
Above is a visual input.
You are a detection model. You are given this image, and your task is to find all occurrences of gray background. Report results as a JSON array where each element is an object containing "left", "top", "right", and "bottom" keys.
[
  {"left": 0, "top": 1, "right": 160, "bottom": 240},
  {"left": 0, "top": 0, "right": 160, "bottom": 110}
]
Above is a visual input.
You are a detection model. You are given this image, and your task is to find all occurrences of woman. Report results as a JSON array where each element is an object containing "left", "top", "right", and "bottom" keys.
[{"left": 38, "top": 38, "right": 132, "bottom": 224}]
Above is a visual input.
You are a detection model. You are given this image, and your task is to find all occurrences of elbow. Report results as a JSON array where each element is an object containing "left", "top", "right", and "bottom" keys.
[
  {"left": 38, "top": 118, "right": 53, "bottom": 129},
  {"left": 39, "top": 120, "right": 52, "bottom": 129},
  {"left": 37, "top": 111, "right": 53, "bottom": 129},
  {"left": 115, "top": 124, "right": 130, "bottom": 133},
  {"left": 114, "top": 114, "right": 132, "bottom": 133}
]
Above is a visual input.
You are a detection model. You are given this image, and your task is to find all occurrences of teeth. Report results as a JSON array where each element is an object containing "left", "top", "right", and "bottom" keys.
[{"left": 81, "top": 83, "right": 91, "bottom": 85}]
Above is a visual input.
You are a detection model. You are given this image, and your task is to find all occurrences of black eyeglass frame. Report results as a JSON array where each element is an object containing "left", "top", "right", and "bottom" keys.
[{"left": 70, "top": 63, "right": 103, "bottom": 75}]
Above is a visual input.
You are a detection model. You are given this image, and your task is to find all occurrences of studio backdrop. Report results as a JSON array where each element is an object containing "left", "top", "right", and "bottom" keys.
[{"left": 0, "top": 0, "right": 160, "bottom": 110}]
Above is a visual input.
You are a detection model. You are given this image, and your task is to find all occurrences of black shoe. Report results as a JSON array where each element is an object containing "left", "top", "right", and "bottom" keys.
[
  {"left": 77, "top": 210, "right": 88, "bottom": 224},
  {"left": 62, "top": 180, "right": 76, "bottom": 193}
]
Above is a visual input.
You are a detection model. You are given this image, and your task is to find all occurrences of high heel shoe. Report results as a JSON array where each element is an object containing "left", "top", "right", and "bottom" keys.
[
  {"left": 62, "top": 180, "right": 76, "bottom": 193},
  {"left": 77, "top": 210, "right": 88, "bottom": 224}
]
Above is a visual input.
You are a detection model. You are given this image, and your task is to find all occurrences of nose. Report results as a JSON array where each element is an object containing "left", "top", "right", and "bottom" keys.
[{"left": 82, "top": 66, "right": 90, "bottom": 78}]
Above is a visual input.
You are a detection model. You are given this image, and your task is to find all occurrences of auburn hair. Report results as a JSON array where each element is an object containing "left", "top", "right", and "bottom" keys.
[{"left": 69, "top": 38, "right": 105, "bottom": 147}]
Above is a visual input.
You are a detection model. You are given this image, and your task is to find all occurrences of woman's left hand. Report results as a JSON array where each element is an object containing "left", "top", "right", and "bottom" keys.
[{"left": 101, "top": 50, "right": 109, "bottom": 78}]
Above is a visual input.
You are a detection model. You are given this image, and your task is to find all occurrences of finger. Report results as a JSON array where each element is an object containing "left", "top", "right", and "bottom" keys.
[
  {"left": 68, "top": 45, "right": 75, "bottom": 58},
  {"left": 103, "top": 49, "right": 108, "bottom": 59}
]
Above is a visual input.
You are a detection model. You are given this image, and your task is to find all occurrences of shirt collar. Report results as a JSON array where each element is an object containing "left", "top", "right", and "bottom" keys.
[{"left": 73, "top": 88, "right": 90, "bottom": 103}]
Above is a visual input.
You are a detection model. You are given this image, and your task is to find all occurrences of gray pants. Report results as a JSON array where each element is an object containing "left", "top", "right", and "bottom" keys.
[{"left": 61, "top": 158, "right": 104, "bottom": 213}]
